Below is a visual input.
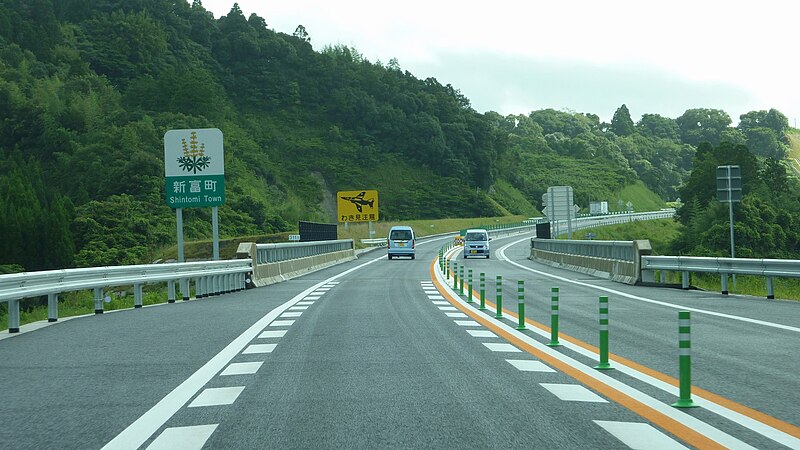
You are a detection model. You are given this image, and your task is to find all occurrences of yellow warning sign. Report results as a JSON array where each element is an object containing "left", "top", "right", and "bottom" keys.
[{"left": 337, "top": 190, "right": 379, "bottom": 222}]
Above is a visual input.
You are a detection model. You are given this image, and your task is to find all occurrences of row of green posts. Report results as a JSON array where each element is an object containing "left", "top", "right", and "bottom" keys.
[{"left": 436, "top": 241, "right": 698, "bottom": 409}]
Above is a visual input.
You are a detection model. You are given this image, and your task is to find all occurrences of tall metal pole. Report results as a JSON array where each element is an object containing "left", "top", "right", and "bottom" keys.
[
  {"left": 177, "top": 208, "right": 185, "bottom": 262},
  {"left": 212, "top": 206, "right": 220, "bottom": 261},
  {"left": 727, "top": 168, "right": 736, "bottom": 291}
]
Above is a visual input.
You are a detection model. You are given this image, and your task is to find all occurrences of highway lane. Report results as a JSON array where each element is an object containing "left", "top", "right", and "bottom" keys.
[
  {"left": 454, "top": 233, "right": 800, "bottom": 448},
  {"left": 1, "top": 231, "right": 798, "bottom": 448}
]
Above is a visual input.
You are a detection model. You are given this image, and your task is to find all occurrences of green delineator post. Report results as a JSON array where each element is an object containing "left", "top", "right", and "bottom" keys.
[
  {"left": 479, "top": 272, "right": 487, "bottom": 310},
  {"left": 459, "top": 266, "right": 464, "bottom": 296},
  {"left": 672, "top": 311, "right": 698, "bottom": 408},
  {"left": 595, "top": 296, "right": 612, "bottom": 369},
  {"left": 517, "top": 280, "right": 526, "bottom": 330},
  {"left": 547, "top": 287, "right": 560, "bottom": 346},
  {"left": 453, "top": 262, "right": 458, "bottom": 290},
  {"left": 467, "top": 269, "right": 474, "bottom": 303},
  {"left": 495, "top": 276, "right": 503, "bottom": 319}
]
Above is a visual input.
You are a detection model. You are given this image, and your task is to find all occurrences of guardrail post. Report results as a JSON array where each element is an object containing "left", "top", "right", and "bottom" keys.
[
  {"left": 134, "top": 283, "right": 143, "bottom": 308},
  {"left": 94, "top": 287, "right": 104, "bottom": 314},
  {"left": 721, "top": 273, "right": 729, "bottom": 295},
  {"left": 766, "top": 277, "right": 775, "bottom": 299},
  {"left": 681, "top": 272, "right": 690, "bottom": 290},
  {"left": 595, "top": 296, "right": 612, "bottom": 370},
  {"left": 517, "top": 281, "right": 526, "bottom": 330},
  {"left": 548, "top": 287, "right": 560, "bottom": 346},
  {"left": 181, "top": 278, "right": 190, "bottom": 301},
  {"left": 467, "top": 269, "right": 474, "bottom": 303},
  {"left": 494, "top": 276, "right": 503, "bottom": 319},
  {"left": 459, "top": 266, "right": 464, "bottom": 296},
  {"left": 8, "top": 299, "right": 20, "bottom": 333},
  {"left": 48, "top": 293, "right": 58, "bottom": 322},
  {"left": 672, "top": 311, "right": 698, "bottom": 408},
  {"left": 479, "top": 272, "right": 486, "bottom": 310},
  {"left": 660, "top": 270, "right": 666, "bottom": 284},
  {"left": 168, "top": 280, "right": 176, "bottom": 303},
  {"left": 194, "top": 277, "right": 202, "bottom": 298}
]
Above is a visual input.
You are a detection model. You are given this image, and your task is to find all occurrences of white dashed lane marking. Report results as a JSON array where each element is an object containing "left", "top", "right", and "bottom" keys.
[
  {"left": 220, "top": 362, "right": 263, "bottom": 376},
  {"left": 428, "top": 295, "right": 445, "bottom": 300},
  {"left": 269, "top": 320, "right": 295, "bottom": 327},
  {"left": 304, "top": 296, "right": 321, "bottom": 301},
  {"left": 296, "top": 301, "right": 314, "bottom": 306},
  {"left": 482, "top": 342, "right": 522, "bottom": 353},
  {"left": 432, "top": 301, "right": 450, "bottom": 305},
  {"left": 594, "top": 421, "right": 687, "bottom": 449},
  {"left": 242, "top": 343, "right": 277, "bottom": 354},
  {"left": 281, "top": 312, "right": 302, "bottom": 318},
  {"left": 454, "top": 320, "right": 481, "bottom": 327},
  {"left": 438, "top": 306, "right": 458, "bottom": 311},
  {"left": 189, "top": 387, "right": 245, "bottom": 407},
  {"left": 466, "top": 329, "right": 497, "bottom": 338},
  {"left": 258, "top": 330, "right": 287, "bottom": 338},
  {"left": 506, "top": 359, "right": 555, "bottom": 373},
  {"left": 147, "top": 424, "right": 218, "bottom": 450},
  {"left": 289, "top": 305, "right": 309, "bottom": 310},
  {"left": 445, "top": 312, "right": 468, "bottom": 318},
  {"left": 540, "top": 384, "right": 608, "bottom": 403}
]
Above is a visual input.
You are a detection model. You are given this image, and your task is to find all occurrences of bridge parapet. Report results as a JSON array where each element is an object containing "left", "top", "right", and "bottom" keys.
[
  {"left": 238, "top": 239, "right": 356, "bottom": 287},
  {"left": 529, "top": 238, "right": 652, "bottom": 285}
]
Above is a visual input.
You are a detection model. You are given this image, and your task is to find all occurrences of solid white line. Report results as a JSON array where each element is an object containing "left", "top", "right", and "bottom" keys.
[
  {"left": 220, "top": 362, "right": 263, "bottom": 376},
  {"left": 496, "top": 237, "right": 800, "bottom": 333},
  {"left": 242, "top": 343, "right": 277, "bottom": 354},
  {"left": 188, "top": 386, "right": 245, "bottom": 407},
  {"left": 540, "top": 383, "right": 608, "bottom": 403},
  {"left": 146, "top": 424, "right": 218, "bottom": 450},
  {"left": 506, "top": 359, "right": 555, "bottom": 373},
  {"left": 102, "top": 254, "right": 385, "bottom": 450},
  {"left": 594, "top": 421, "right": 687, "bottom": 449}
]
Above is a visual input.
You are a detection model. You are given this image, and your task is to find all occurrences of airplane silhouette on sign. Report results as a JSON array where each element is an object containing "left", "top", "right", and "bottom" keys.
[{"left": 340, "top": 191, "right": 375, "bottom": 212}]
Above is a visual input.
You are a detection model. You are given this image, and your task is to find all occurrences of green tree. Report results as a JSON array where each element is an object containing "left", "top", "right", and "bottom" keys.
[
  {"left": 610, "top": 104, "right": 635, "bottom": 136},
  {"left": 676, "top": 108, "right": 732, "bottom": 146}
]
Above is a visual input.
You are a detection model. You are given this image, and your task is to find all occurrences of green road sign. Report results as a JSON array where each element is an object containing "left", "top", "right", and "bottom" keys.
[{"left": 164, "top": 128, "right": 225, "bottom": 208}]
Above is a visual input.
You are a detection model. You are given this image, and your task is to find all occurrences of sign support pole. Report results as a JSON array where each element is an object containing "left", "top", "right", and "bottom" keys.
[
  {"left": 369, "top": 220, "right": 374, "bottom": 238},
  {"left": 177, "top": 208, "right": 185, "bottom": 262},
  {"left": 727, "top": 169, "right": 736, "bottom": 291},
  {"left": 212, "top": 206, "right": 220, "bottom": 261}
]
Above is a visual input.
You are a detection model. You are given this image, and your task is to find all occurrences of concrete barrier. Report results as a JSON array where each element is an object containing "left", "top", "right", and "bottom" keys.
[
  {"left": 237, "top": 242, "right": 357, "bottom": 287},
  {"left": 529, "top": 239, "right": 652, "bottom": 285}
]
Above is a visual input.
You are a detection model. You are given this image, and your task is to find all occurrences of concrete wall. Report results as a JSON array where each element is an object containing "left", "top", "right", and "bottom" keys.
[
  {"left": 237, "top": 243, "right": 357, "bottom": 287},
  {"left": 529, "top": 239, "right": 651, "bottom": 285}
]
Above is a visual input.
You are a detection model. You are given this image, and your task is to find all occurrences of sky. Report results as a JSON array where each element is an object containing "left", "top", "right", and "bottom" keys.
[{"left": 202, "top": 0, "right": 800, "bottom": 125}]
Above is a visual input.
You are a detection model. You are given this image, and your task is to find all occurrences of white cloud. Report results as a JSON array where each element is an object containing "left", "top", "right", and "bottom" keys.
[{"left": 202, "top": 0, "right": 800, "bottom": 123}]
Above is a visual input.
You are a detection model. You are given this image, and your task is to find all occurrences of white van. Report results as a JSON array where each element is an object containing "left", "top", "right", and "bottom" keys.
[
  {"left": 463, "top": 228, "right": 490, "bottom": 259},
  {"left": 387, "top": 226, "right": 415, "bottom": 260}
]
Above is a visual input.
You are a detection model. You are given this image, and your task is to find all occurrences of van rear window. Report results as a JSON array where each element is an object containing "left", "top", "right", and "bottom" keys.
[
  {"left": 465, "top": 232, "right": 487, "bottom": 241},
  {"left": 390, "top": 230, "right": 412, "bottom": 240}
]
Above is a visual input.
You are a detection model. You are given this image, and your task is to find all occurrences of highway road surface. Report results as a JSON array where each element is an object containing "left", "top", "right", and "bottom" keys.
[{"left": 1, "top": 231, "right": 799, "bottom": 449}]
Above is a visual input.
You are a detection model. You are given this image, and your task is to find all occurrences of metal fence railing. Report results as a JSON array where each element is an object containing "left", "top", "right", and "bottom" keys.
[
  {"left": 642, "top": 255, "right": 800, "bottom": 299},
  {"left": 1, "top": 259, "right": 252, "bottom": 333}
]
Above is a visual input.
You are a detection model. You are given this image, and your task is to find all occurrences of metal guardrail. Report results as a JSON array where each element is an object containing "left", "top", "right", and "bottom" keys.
[
  {"left": 532, "top": 239, "right": 637, "bottom": 262},
  {"left": 1, "top": 259, "right": 252, "bottom": 333},
  {"left": 255, "top": 239, "right": 354, "bottom": 264},
  {"left": 360, "top": 238, "right": 387, "bottom": 247},
  {"left": 642, "top": 256, "right": 799, "bottom": 299}
]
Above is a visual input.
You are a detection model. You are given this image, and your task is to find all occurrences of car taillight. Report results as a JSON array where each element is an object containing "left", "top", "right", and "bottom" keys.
[{"left": 412, "top": 240, "right": 415, "bottom": 249}]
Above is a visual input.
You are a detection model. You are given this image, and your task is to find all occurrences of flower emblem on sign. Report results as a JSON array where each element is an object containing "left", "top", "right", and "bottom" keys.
[{"left": 177, "top": 131, "right": 211, "bottom": 174}]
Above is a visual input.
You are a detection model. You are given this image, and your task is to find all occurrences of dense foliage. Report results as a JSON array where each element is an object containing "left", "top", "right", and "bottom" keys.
[{"left": 0, "top": 0, "right": 794, "bottom": 270}]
